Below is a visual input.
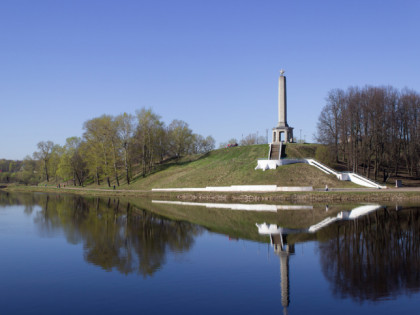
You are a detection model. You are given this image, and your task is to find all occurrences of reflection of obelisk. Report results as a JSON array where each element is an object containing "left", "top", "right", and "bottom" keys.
[
  {"left": 272, "top": 235, "right": 293, "bottom": 315},
  {"left": 280, "top": 251, "right": 290, "bottom": 313},
  {"left": 272, "top": 70, "right": 293, "bottom": 143},
  {"left": 256, "top": 224, "right": 294, "bottom": 314}
]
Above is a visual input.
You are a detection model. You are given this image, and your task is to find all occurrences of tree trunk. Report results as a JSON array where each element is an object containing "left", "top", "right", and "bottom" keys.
[
  {"left": 124, "top": 147, "right": 130, "bottom": 185},
  {"left": 96, "top": 167, "right": 100, "bottom": 185},
  {"left": 44, "top": 160, "right": 49, "bottom": 182},
  {"left": 111, "top": 142, "right": 119, "bottom": 187},
  {"left": 101, "top": 143, "right": 111, "bottom": 187}
]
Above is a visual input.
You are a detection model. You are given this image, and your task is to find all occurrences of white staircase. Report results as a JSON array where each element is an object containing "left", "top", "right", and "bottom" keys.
[
  {"left": 306, "top": 159, "right": 340, "bottom": 177},
  {"left": 291, "top": 158, "right": 386, "bottom": 188},
  {"left": 255, "top": 148, "right": 387, "bottom": 189},
  {"left": 345, "top": 172, "right": 387, "bottom": 189}
]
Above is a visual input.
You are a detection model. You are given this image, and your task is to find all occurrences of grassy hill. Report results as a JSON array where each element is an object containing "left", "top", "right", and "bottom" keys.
[{"left": 111, "top": 143, "right": 358, "bottom": 190}]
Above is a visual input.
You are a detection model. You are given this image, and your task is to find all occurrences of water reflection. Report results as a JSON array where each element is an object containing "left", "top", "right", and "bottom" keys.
[
  {"left": 2, "top": 192, "right": 420, "bottom": 307},
  {"left": 1, "top": 193, "right": 202, "bottom": 276},
  {"left": 0, "top": 191, "right": 40, "bottom": 214},
  {"left": 319, "top": 206, "right": 420, "bottom": 302},
  {"left": 257, "top": 204, "right": 420, "bottom": 310},
  {"left": 152, "top": 200, "right": 313, "bottom": 211},
  {"left": 257, "top": 204, "right": 384, "bottom": 235}
]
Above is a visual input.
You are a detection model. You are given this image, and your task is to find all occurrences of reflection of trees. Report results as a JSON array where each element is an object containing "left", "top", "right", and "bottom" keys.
[
  {"left": 0, "top": 191, "right": 39, "bottom": 214},
  {"left": 2, "top": 192, "right": 202, "bottom": 276},
  {"left": 83, "top": 203, "right": 200, "bottom": 277},
  {"left": 319, "top": 207, "right": 420, "bottom": 302}
]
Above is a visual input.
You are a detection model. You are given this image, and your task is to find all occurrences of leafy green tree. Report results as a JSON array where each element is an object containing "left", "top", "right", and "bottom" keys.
[
  {"left": 8, "top": 161, "right": 15, "bottom": 172},
  {"left": 57, "top": 137, "right": 88, "bottom": 186},
  {"left": 135, "top": 108, "right": 165, "bottom": 176},
  {"left": 18, "top": 155, "right": 39, "bottom": 185},
  {"left": 82, "top": 140, "right": 103, "bottom": 185},
  {"left": 103, "top": 117, "right": 122, "bottom": 186},
  {"left": 167, "top": 119, "right": 193, "bottom": 158},
  {"left": 83, "top": 116, "right": 114, "bottom": 187},
  {"left": 49, "top": 144, "right": 64, "bottom": 183},
  {"left": 33, "top": 140, "right": 54, "bottom": 182},
  {"left": 116, "top": 113, "right": 136, "bottom": 184}
]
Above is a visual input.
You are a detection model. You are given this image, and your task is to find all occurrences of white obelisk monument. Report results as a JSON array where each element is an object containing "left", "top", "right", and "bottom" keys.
[{"left": 272, "top": 70, "right": 293, "bottom": 143}]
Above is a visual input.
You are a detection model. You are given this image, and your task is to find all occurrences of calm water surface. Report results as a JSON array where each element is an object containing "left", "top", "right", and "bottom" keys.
[{"left": 0, "top": 192, "right": 419, "bottom": 314}]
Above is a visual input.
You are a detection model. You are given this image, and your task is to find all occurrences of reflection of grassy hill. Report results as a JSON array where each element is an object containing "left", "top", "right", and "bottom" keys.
[
  {"left": 128, "top": 198, "right": 355, "bottom": 243},
  {"left": 121, "top": 144, "right": 358, "bottom": 190}
]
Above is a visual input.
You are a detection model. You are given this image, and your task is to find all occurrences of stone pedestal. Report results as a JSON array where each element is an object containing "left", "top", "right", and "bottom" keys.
[{"left": 272, "top": 127, "right": 294, "bottom": 143}]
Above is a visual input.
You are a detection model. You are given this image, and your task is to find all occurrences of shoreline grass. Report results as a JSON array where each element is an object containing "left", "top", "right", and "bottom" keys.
[{"left": 3, "top": 184, "right": 420, "bottom": 203}]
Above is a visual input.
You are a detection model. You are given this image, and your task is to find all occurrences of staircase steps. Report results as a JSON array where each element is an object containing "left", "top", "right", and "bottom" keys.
[{"left": 270, "top": 144, "right": 281, "bottom": 160}]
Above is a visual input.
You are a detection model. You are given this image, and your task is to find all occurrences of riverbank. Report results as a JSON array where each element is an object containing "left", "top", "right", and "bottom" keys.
[{"left": 3, "top": 184, "right": 420, "bottom": 203}]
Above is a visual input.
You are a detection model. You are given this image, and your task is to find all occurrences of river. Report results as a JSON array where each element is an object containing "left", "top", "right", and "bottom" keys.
[{"left": 0, "top": 191, "right": 419, "bottom": 314}]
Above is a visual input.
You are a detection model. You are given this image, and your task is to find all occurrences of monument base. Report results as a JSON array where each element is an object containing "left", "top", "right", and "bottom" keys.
[{"left": 272, "top": 126, "right": 294, "bottom": 143}]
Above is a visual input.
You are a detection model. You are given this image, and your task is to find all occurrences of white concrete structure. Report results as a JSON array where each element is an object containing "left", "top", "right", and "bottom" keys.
[
  {"left": 255, "top": 157, "right": 387, "bottom": 189},
  {"left": 305, "top": 159, "right": 387, "bottom": 189},
  {"left": 255, "top": 158, "right": 306, "bottom": 170},
  {"left": 152, "top": 185, "right": 313, "bottom": 192},
  {"left": 255, "top": 159, "right": 280, "bottom": 170}
]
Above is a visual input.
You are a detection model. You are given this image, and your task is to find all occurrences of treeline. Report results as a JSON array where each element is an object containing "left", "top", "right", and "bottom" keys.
[
  {"left": 316, "top": 86, "right": 420, "bottom": 182},
  {"left": 0, "top": 159, "right": 22, "bottom": 183},
  {"left": 8, "top": 108, "right": 215, "bottom": 186},
  {"left": 219, "top": 134, "right": 267, "bottom": 148}
]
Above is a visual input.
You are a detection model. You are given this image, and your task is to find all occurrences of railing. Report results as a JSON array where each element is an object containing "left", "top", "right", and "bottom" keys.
[
  {"left": 306, "top": 159, "right": 339, "bottom": 176},
  {"left": 279, "top": 143, "right": 283, "bottom": 159},
  {"left": 256, "top": 154, "right": 387, "bottom": 189},
  {"left": 305, "top": 159, "right": 387, "bottom": 189},
  {"left": 347, "top": 172, "right": 387, "bottom": 189}
]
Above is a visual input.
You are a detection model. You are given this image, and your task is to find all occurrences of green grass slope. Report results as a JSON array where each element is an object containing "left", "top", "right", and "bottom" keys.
[{"left": 120, "top": 144, "right": 357, "bottom": 190}]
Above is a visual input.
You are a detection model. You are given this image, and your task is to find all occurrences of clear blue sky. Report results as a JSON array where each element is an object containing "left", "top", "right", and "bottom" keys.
[{"left": 1, "top": 0, "right": 419, "bottom": 160}]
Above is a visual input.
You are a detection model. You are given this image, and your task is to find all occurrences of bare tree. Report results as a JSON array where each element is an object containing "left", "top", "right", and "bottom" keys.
[{"left": 316, "top": 85, "right": 420, "bottom": 182}]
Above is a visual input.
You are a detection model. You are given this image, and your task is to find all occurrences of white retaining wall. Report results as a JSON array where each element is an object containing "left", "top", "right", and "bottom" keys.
[{"left": 152, "top": 185, "right": 313, "bottom": 192}]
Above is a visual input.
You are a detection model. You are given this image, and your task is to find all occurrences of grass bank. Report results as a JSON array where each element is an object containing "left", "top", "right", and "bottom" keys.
[
  {"left": 79, "top": 143, "right": 358, "bottom": 190},
  {"left": 5, "top": 143, "right": 420, "bottom": 202}
]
